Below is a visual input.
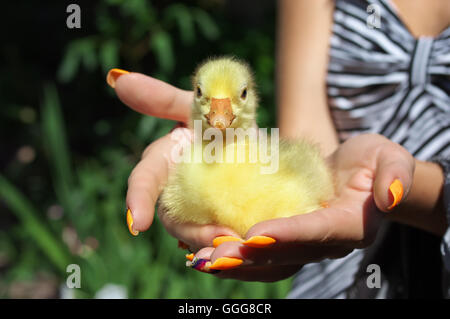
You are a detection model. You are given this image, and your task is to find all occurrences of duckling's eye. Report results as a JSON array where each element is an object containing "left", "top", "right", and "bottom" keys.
[
  {"left": 241, "top": 88, "right": 247, "bottom": 100},
  {"left": 196, "top": 86, "right": 202, "bottom": 98}
]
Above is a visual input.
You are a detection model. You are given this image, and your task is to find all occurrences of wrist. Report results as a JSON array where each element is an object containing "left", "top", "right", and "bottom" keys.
[{"left": 386, "top": 159, "right": 446, "bottom": 236}]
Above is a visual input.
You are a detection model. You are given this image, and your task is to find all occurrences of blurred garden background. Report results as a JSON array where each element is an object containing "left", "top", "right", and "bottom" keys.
[{"left": 0, "top": 0, "right": 291, "bottom": 298}]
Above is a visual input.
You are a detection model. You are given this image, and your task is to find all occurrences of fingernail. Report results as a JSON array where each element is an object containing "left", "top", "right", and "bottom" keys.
[
  {"left": 387, "top": 179, "right": 403, "bottom": 210},
  {"left": 185, "top": 253, "right": 195, "bottom": 261},
  {"left": 106, "top": 68, "right": 129, "bottom": 88},
  {"left": 126, "top": 208, "right": 139, "bottom": 236},
  {"left": 213, "top": 236, "right": 243, "bottom": 248},
  {"left": 321, "top": 201, "right": 330, "bottom": 208},
  {"left": 186, "top": 257, "right": 219, "bottom": 274},
  {"left": 209, "top": 257, "right": 243, "bottom": 270},
  {"left": 242, "top": 236, "right": 276, "bottom": 248}
]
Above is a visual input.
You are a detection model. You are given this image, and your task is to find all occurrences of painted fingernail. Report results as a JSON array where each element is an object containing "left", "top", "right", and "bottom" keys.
[
  {"left": 126, "top": 209, "right": 139, "bottom": 236},
  {"left": 186, "top": 257, "right": 219, "bottom": 274},
  {"left": 209, "top": 257, "right": 243, "bottom": 270},
  {"left": 242, "top": 236, "right": 276, "bottom": 248},
  {"left": 106, "top": 68, "right": 129, "bottom": 88},
  {"left": 213, "top": 236, "right": 243, "bottom": 248},
  {"left": 185, "top": 253, "right": 195, "bottom": 261},
  {"left": 321, "top": 201, "right": 330, "bottom": 208},
  {"left": 387, "top": 179, "right": 403, "bottom": 210}
]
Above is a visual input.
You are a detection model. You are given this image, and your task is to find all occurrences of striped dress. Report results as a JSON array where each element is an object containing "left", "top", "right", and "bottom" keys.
[{"left": 288, "top": 0, "right": 450, "bottom": 298}]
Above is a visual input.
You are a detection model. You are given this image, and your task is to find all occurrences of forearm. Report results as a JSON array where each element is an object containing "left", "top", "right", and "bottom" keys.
[
  {"left": 276, "top": 0, "right": 338, "bottom": 156},
  {"left": 277, "top": 89, "right": 339, "bottom": 155},
  {"left": 387, "top": 159, "right": 447, "bottom": 236}
]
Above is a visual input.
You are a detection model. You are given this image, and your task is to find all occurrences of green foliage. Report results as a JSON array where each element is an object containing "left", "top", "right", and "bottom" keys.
[
  {"left": 1, "top": 0, "right": 288, "bottom": 298},
  {"left": 0, "top": 175, "right": 71, "bottom": 274}
]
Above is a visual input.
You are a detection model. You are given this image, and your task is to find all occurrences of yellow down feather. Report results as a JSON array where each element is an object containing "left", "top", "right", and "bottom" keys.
[{"left": 160, "top": 57, "right": 334, "bottom": 237}]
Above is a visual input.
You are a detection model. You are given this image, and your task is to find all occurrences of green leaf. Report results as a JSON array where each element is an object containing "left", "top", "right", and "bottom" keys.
[
  {"left": 41, "top": 84, "right": 76, "bottom": 219},
  {"left": 0, "top": 175, "right": 71, "bottom": 273},
  {"left": 136, "top": 115, "right": 158, "bottom": 142},
  {"left": 150, "top": 30, "right": 175, "bottom": 74},
  {"left": 99, "top": 40, "right": 119, "bottom": 74},
  {"left": 193, "top": 8, "right": 220, "bottom": 41},
  {"left": 79, "top": 40, "right": 98, "bottom": 72},
  {"left": 165, "top": 4, "right": 195, "bottom": 45},
  {"left": 57, "top": 43, "right": 81, "bottom": 83},
  {"left": 57, "top": 38, "right": 98, "bottom": 82}
]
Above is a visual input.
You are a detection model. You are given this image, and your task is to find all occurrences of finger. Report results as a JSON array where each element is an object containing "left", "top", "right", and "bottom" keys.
[
  {"left": 208, "top": 240, "right": 354, "bottom": 268},
  {"left": 372, "top": 143, "right": 415, "bottom": 212},
  {"left": 185, "top": 246, "right": 302, "bottom": 281},
  {"left": 245, "top": 195, "right": 382, "bottom": 248},
  {"left": 158, "top": 208, "right": 242, "bottom": 251},
  {"left": 245, "top": 208, "right": 348, "bottom": 245},
  {"left": 126, "top": 128, "right": 192, "bottom": 232},
  {"left": 114, "top": 72, "right": 193, "bottom": 123},
  {"left": 194, "top": 247, "right": 215, "bottom": 259}
]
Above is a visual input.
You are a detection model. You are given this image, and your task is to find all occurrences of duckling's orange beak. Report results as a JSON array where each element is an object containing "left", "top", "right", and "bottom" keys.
[{"left": 205, "top": 98, "right": 235, "bottom": 129}]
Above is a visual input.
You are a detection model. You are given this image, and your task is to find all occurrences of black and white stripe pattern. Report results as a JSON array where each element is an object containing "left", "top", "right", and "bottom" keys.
[
  {"left": 289, "top": 0, "right": 449, "bottom": 299},
  {"left": 328, "top": 0, "right": 450, "bottom": 161}
]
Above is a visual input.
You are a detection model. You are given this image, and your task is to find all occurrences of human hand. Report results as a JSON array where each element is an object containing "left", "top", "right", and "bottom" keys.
[
  {"left": 189, "top": 133, "right": 415, "bottom": 281},
  {"left": 108, "top": 70, "right": 241, "bottom": 251}
]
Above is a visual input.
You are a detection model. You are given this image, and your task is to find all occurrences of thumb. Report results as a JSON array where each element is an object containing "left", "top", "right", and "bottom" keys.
[{"left": 372, "top": 142, "right": 415, "bottom": 212}]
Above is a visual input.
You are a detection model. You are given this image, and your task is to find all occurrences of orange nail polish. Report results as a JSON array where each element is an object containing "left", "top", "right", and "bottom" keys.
[
  {"left": 185, "top": 253, "right": 195, "bottom": 261},
  {"left": 209, "top": 257, "right": 243, "bottom": 270},
  {"left": 126, "top": 209, "right": 139, "bottom": 236},
  {"left": 387, "top": 179, "right": 403, "bottom": 210},
  {"left": 106, "top": 68, "right": 129, "bottom": 88},
  {"left": 213, "top": 236, "right": 243, "bottom": 248},
  {"left": 321, "top": 201, "right": 330, "bottom": 208},
  {"left": 242, "top": 236, "right": 276, "bottom": 248}
]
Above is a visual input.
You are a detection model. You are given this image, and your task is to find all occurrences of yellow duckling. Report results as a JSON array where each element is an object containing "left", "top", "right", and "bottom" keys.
[{"left": 160, "top": 57, "right": 334, "bottom": 247}]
